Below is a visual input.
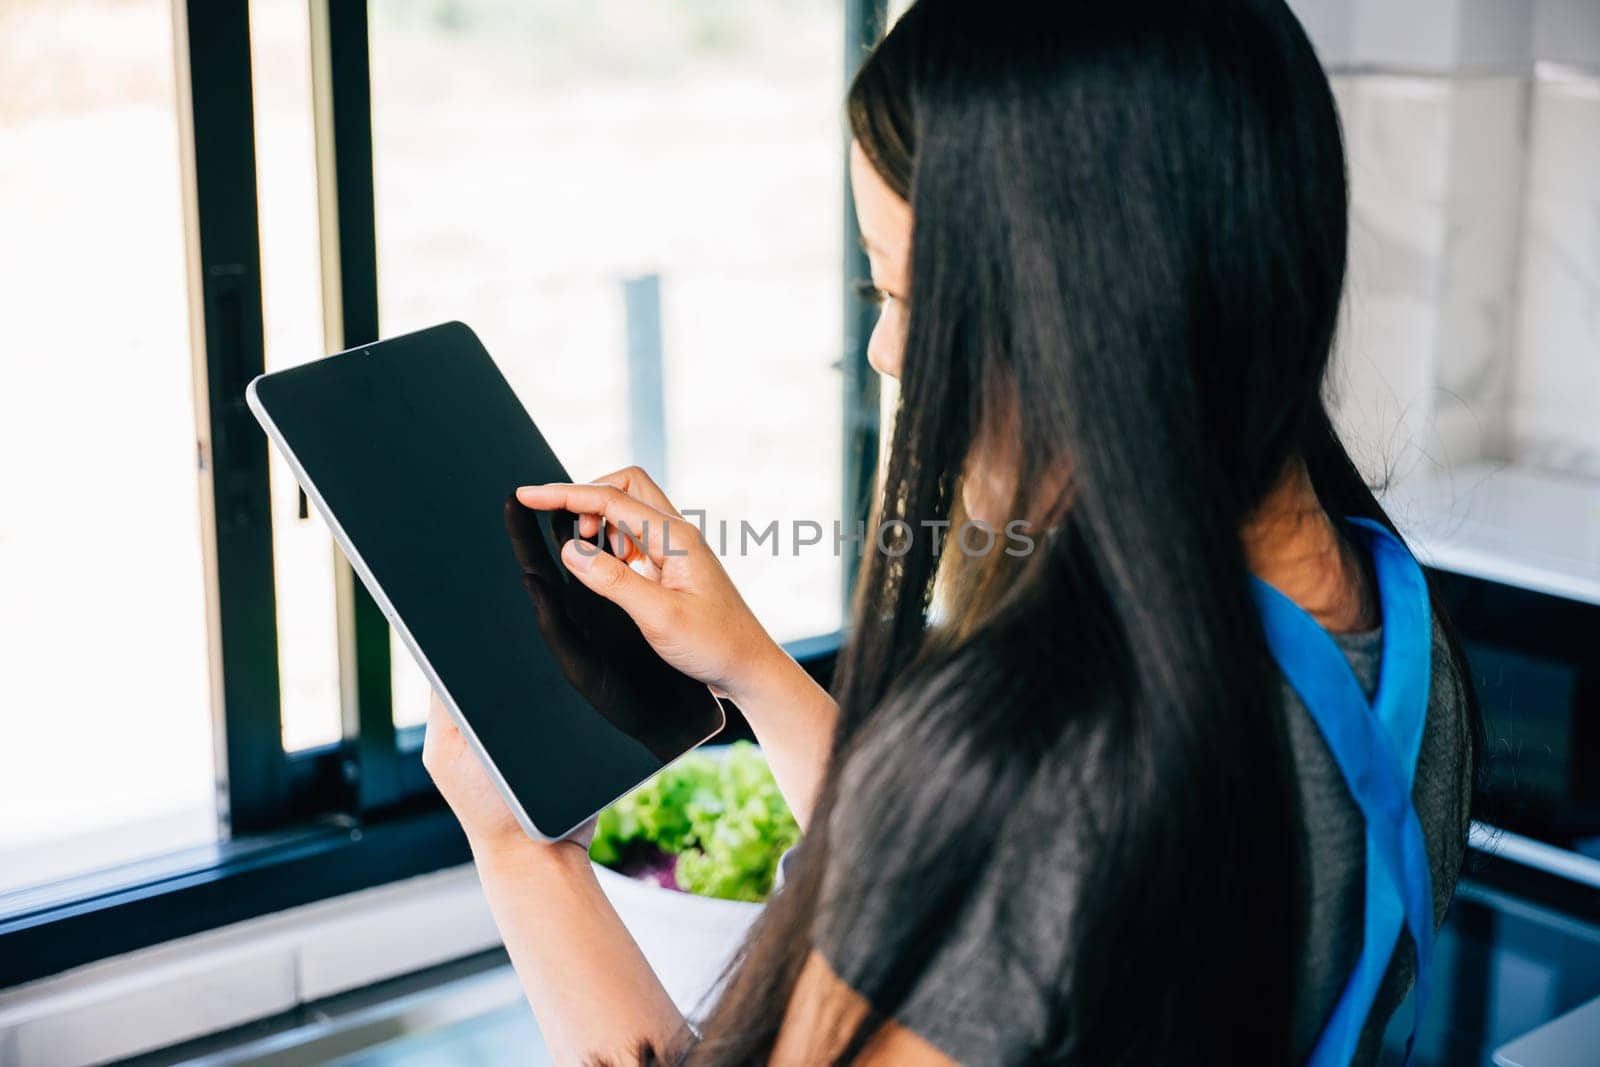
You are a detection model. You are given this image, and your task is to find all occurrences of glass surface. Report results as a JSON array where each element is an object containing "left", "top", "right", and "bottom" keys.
[
  {"left": 0, "top": 0, "right": 217, "bottom": 893},
  {"left": 1433, "top": 571, "right": 1600, "bottom": 857},
  {"left": 251, "top": 325, "right": 725, "bottom": 836},
  {"left": 369, "top": 0, "right": 847, "bottom": 727},
  {"left": 338, "top": 1000, "right": 547, "bottom": 1067},
  {"left": 1379, "top": 889, "right": 1600, "bottom": 1066},
  {"left": 251, "top": 0, "right": 344, "bottom": 751}
]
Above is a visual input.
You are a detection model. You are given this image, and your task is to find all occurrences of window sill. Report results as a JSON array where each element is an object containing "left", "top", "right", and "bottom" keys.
[
  {"left": 0, "top": 805, "right": 474, "bottom": 991},
  {"left": 0, "top": 860, "right": 500, "bottom": 1065}
]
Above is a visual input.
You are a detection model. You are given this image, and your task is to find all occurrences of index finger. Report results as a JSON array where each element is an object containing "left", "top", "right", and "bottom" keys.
[
  {"left": 514, "top": 483, "right": 696, "bottom": 567},
  {"left": 591, "top": 466, "right": 681, "bottom": 518}
]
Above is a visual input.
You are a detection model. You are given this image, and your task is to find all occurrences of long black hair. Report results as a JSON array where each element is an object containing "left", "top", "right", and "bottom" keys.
[{"left": 662, "top": 1, "right": 1476, "bottom": 1063}]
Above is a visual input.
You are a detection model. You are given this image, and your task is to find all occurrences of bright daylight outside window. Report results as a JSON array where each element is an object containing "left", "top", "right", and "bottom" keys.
[
  {"left": 0, "top": 0, "right": 856, "bottom": 902},
  {"left": 0, "top": 0, "right": 217, "bottom": 895},
  {"left": 368, "top": 0, "right": 849, "bottom": 728},
  {"left": 252, "top": 0, "right": 345, "bottom": 752}
]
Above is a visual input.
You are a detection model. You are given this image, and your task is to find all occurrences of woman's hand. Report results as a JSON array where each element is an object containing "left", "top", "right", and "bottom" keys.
[
  {"left": 514, "top": 466, "right": 787, "bottom": 704},
  {"left": 422, "top": 691, "right": 593, "bottom": 856},
  {"left": 518, "top": 465, "right": 840, "bottom": 829}
]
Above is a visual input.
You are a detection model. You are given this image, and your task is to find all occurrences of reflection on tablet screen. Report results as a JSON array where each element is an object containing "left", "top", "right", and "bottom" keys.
[{"left": 503, "top": 496, "right": 715, "bottom": 763}]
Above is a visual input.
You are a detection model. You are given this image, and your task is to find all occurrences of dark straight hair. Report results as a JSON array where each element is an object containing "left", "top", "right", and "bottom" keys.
[{"left": 645, "top": 1, "right": 1479, "bottom": 1063}]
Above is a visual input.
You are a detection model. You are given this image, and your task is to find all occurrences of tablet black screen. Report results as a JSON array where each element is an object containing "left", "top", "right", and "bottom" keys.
[{"left": 250, "top": 321, "right": 724, "bottom": 837}]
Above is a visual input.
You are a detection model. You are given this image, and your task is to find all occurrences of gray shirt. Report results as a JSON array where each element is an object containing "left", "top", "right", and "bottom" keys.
[{"left": 812, "top": 621, "right": 1473, "bottom": 1064}]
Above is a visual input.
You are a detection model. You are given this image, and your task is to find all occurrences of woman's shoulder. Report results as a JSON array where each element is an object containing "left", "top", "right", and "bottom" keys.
[
  {"left": 807, "top": 647, "right": 1119, "bottom": 1062},
  {"left": 1417, "top": 616, "right": 1476, "bottom": 902},
  {"left": 813, "top": 702, "right": 1101, "bottom": 1066}
]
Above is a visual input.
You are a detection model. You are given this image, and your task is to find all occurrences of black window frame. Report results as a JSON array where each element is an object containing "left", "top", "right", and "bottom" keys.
[{"left": 0, "top": 0, "right": 887, "bottom": 989}]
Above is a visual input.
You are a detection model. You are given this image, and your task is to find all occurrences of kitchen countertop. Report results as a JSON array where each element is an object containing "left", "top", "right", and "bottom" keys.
[{"left": 1381, "top": 461, "right": 1600, "bottom": 606}]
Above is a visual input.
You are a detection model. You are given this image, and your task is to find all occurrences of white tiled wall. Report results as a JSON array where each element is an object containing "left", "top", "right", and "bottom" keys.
[
  {"left": 1432, "top": 77, "right": 1528, "bottom": 468},
  {"left": 1327, "top": 63, "right": 1599, "bottom": 487},
  {"left": 1328, "top": 74, "right": 1526, "bottom": 484},
  {"left": 1507, "top": 71, "right": 1600, "bottom": 476},
  {"left": 1287, "top": 0, "right": 1600, "bottom": 488},
  {"left": 1329, "top": 74, "right": 1451, "bottom": 484}
]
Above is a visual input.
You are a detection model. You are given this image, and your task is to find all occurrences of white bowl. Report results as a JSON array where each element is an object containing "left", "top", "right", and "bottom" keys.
[
  {"left": 593, "top": 861, "right": 762, "bottom": 1019},
  {"left": 589, "top": 744, "right": 770, "bottom": 1019}
]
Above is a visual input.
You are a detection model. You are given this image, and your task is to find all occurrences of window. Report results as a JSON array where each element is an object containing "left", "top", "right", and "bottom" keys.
[
  {"left": 367, "top": 0, "right": 849, "bottom": 726},
  {"left": 1, "top": 0, "right": 881, "bottom": 988},
  {"left": 0, "top": 0, "right": 217, "bottom": 895}
]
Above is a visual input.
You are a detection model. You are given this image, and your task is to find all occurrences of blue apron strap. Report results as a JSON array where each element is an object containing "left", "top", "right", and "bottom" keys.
[
  {"left": 1347, "top": 518, "right": 1436, "bottom": 1061},
  {"left": 1250, "top": 518, "right": 1434, "bottom": 1066}
]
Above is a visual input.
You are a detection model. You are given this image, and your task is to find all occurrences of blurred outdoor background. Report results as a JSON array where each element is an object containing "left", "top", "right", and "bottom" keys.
[{"left": 0, "top": 0, "right": 846, "bottom": 893}]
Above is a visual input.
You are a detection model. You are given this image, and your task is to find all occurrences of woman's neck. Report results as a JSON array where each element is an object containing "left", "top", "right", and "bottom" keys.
[{"left": 1241, "top": 460, "right": 1377, "bottom": 634}]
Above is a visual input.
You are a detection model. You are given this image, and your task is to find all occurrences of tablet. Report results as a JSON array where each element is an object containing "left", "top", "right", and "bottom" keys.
[{"left": 246, "top": 321, "right": 725, "bottom": 840}]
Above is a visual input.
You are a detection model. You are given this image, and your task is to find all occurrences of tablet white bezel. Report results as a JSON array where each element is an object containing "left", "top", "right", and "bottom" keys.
[{"left": 245, "top": 370, "right": 725, "bottom": 844}]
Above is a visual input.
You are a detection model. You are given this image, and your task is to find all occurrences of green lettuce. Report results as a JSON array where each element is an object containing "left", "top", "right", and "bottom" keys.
[{"left": 589, "top": 741, "right": 799, "bottom": 903}]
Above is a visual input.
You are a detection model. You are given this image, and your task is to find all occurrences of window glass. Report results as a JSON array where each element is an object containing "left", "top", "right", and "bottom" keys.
[
  {"left": 251, "top": 0, "right": 344, "bottom": 751},
  {"left": 369, "top": 0, "right": 847, "bottom": 728},
  {"left": 0, "top": 0, "right": 216, "bottom": 893}
]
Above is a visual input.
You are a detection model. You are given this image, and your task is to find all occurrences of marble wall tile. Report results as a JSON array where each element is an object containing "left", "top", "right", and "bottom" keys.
[
  {"left": 1326, "top": 74, "right": 1527, "bottom": 484},
  {"left": 1328, "top": 74, "right": 1451, "bottom": 484},
  {"left": 1508, "top": 70, "right": 1600, "bottom": 476},
  {"left": 1433, "top": 76, "right": 1528, "bottom": 467}
]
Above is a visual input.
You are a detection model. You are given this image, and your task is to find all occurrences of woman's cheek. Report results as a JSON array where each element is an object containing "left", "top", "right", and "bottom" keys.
[{"left": 866, "top": 306, "right": 905, "bottom": 379}]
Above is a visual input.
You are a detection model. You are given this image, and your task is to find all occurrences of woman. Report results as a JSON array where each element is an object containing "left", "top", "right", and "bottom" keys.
[{"left": 423, "top": 0, "right": 1478, "bottom": 1063}]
